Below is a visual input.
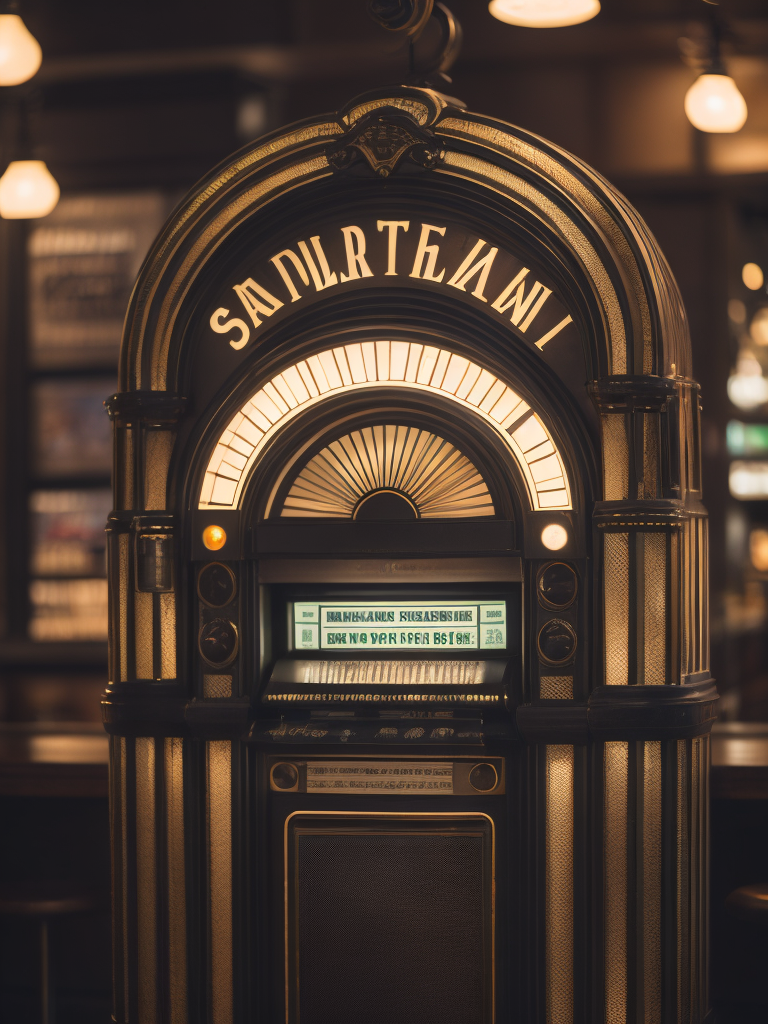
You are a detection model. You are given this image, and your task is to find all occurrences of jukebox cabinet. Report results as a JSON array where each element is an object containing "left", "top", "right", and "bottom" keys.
[{"left": 103, "top": 58, "right": 716, "bottom": 1024}]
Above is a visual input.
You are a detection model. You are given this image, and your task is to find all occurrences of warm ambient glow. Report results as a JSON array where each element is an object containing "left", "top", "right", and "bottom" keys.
[
  {"left": 728, "top": 351, "right": 768, "bottom": 411},
  {"left": 684, "top": 73, "right": 747, "bottom": 133},
  {"left": 488, "top": 0, "right": 599, "bottom": 27},
  {"left": 743, "top": 263, "right": 765, "bottom": 291},
  {"left": 750, "top": 529, "right": 768, "bottom": 573},
  {"left": 0, "top": 13, "right": 42, "bottom": 86},
  {"left": 541, "top": 523, "right": 568, "bottom": 550},
  {"left": 202, "top": 524, "right": 227, "bottom": 551},
  {"left": 751, "top": 308, "right": 768, "bottom": 346},
  {"left": 730, "top": 461, "right": 768, "bottom": 500},
  {"left": 0, "top": 160, "right": 59, "bottom": 219}
]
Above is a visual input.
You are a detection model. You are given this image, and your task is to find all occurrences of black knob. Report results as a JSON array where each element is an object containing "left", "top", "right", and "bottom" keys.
[
  {"left": 469, "top": 763, "right": 498, "bottom": 793},
  {"left": 271, "top": 763, "right": 299, "bottom": 791}
]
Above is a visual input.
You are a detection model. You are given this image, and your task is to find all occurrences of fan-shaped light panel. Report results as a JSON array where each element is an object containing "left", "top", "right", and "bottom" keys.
[
  {"left": 280, "top": 425, "right": 495, "bottom": 519},
  {"left": 198, "top": 341, "right": 571, "bottom": 511}
]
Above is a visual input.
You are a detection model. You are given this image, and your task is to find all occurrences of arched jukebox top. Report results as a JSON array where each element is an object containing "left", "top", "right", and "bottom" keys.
[{"left": 103, "top": 79, "right": 716, "bottom": 1024}]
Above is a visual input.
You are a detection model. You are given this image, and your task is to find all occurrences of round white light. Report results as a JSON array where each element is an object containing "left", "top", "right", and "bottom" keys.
[
  {"left": 0, "top": 160, "right": 59, "bottom": 219},
  {"left": 488, "top": 0, "right": 599, "bottom": 28},
  {"left": 727, "top": 373, "right": 768, "bottom": 411},
  {"left": 541, "top": 523, "right": 568, "bottom": 550},
  {"left": 0, "top": 14, "right": 42, "bottom": 86},
  {"left": 684, "top": 73, "right": 747, "bottom": 133},
  {"left": 743, "top": 263, "right": 765, "bottom": 291}
]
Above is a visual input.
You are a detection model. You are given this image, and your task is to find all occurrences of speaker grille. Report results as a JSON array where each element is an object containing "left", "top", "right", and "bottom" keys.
[{"left": 289, "top": 819, "right": 492, "bottom": 1024}]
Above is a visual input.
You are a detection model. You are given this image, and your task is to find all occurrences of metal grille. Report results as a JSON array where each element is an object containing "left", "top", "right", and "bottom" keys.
[
  {"left": 299, "top": 660, "right": 486, "bottom": 686},
  {"left": 643, "top": 741, "right": 662, "bottom": 1024},
  {"left": 144, "top": 429, "right": 173, "bottom": 510},
  {"left": 601, "top": 414, "right": 629, "bottom": 500},
  {"left": 604, "top": 533, "right": 629, "bottom": 685},
  {"left": 604, "top": 741, "right": 628, "bottom": 1024},
  {"left": 160, "top": 590, "right": 176, "bottom": 679},
  {"left": 165, "top": 737, "right": 187, "bottom": 1024},
  {"left": 207, "top": 740, "right": 233, "bottom": 1024},
  {"left": 203, "top": 673, "right": 233, "bottom": 698},
  {"left": 545, "top": 745, "right": 574, "bottom": 1024},
  {"left": 642, "top": 533, "right": 666, "bottom": 684},
  {"left": 293, "top": 828, "right": 490, "bottom": 1024},
  {"left": 641, "top": 413, "right": 659, "bottom": 499},
  {"left": 540, "top": 675, "right": 573, "bottom": 699}
]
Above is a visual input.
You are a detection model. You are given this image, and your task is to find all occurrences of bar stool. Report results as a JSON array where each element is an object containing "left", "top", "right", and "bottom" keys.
[{"left": 0, "top": 882, "right": 98, "bottom": 1023}]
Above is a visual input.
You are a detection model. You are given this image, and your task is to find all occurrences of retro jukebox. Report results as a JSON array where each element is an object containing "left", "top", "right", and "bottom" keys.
[{"left": 103, "top": 10, "right": 716, "bottom": 1024}]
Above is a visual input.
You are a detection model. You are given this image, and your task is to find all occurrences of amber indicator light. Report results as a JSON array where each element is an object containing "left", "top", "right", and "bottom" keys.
[{"left": 202, "top": 524, "right": 227, "bottom": 551}]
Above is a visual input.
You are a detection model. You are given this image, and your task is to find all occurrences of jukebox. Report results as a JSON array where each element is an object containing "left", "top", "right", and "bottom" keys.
[{"left": 103, "top": 16, "right": 716, "bottom": 1024}]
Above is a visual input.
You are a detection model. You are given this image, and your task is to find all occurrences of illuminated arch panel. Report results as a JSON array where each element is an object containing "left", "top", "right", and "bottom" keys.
[{"left": 198, "top": 341, "right": 572, "bottom": 511}]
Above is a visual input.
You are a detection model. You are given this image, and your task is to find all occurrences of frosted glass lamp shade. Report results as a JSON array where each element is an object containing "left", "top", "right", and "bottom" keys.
[
  {"left": 488, "top": 0, "right": 600, "bottom": 27},
  {"left": 684, "top": 74, "right": 747, "bottom": 133},
  {"left": 0, "top": 160, "right": 59, "bottom": 219},
  {"left": 0, "top": 14, "right": 42, "bottom": 86}
]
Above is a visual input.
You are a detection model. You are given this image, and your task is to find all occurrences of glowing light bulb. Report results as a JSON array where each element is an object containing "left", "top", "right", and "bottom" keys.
[
  {"left": 0, "top": 14, "right": 41, "bottom": 86},
  {"left": 0, "top": 160, "right": 59, "bottom": 219},
  {"left": 202, "top": 524, "right": 227, "bottom": 551},
  {"left": 541, "top": 523, "right": 568, "bottom": 550},
  {"left": 743, "top": 263, "right": 764, "bottom": 291},
  {"left": 684, "top": 73, "right": 747, "bottom": 133},
  {"left": 488, "top": 0, "right": 600, "bottom": 28}
]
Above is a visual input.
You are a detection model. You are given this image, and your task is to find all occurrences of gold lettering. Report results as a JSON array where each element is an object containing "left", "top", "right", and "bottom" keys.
[
  {"left": 491, "top": 267, "right": 552, "bottom": 332},
  {"left": 535, "top": 315, "right": 574, "bottom": 350},
  {"left": 339, "top": 225, "right": 374, "bottom": 282},
  {"left": 233, "top": 277, "right": 284, "bottom": 329},
  {"left": 209, "top": 307, "right": 250, "bottom": 351},
  {"left": 298, "top": 236, "right": 338, "bottom": 291},
  {"left": 377, "top": 219, "right": 409, "bottom": 275},
  {"left": 410, "top": 223, "right": 446, "bottom": 283},
  {"left": 446, "top": 238, "right": 498, "bottom": 302},
  {"left": 270, "top": 249, "right": 309, "bottom": 302}
]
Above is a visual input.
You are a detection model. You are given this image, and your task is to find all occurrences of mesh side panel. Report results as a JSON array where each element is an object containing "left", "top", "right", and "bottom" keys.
[
  {"left": 604, "top": 533, "right": 629, "bottom": 685},
  {"left": 118, "top": 532, "right": 129, "bottom": 682},
  {"left": 643, "top": 741, "right": 662, "bottom": 1024},
  {"left": 295, "top": 832, "right": 489, "bottom": 1024},
  {"left": 602, "top": 414, "right": 629, "bottom": 501},
  {"left": 545, "top": 745, "right": 574, "bottom": 1024},
  {"left": 144, "top": 429, "right": 173, "bottom": 511},
  {"left": 641, "top": 413, "right": 660, "bottom": 499},
  {"left": 159, "top": 590, "right": 176, "bottom": 679},
  {"left": 165, "top": 737, "right": 187, "bottom": 1024},
  {"left": 208, "top": 741, "right": 233, "bottom": 1024},
  {"left": 642, "top": 533, "right": 667, "bottom": 684},
  {"left": 540, "top": 675, "right": 573, "bottom": 699},
  {"left": 134, "top": 589, "right": 153, "bottom": 679},
  {"left": 604, "top": 741, "right": 628, "bottom": 1024},
  {"left": 204, "top": 674, "right": 232, "bottom": 698}
]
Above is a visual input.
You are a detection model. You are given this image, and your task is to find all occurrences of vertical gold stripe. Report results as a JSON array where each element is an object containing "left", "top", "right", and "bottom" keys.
[
  {"left": 136, "top": 736, "right": 157, "bottom": 1022},
  {"left": 691, "top": 738, "right": 701, "bottom": 1022},
  {"left": 159, "top": 591, "right": 177, "bottom": 679},
  {"left": 144, "top": 430, "right": 173, "bottom": 511},
  {"left": 134, "top": 590, "right": 154, "bottom": 679},
  {"left": 208, "top": 741, "right": 233, "bottom": 1024},
  {"left": 546, "top": 744, "right": 574, "bottom": 1024},
  {"left": 641, "top": 413, "right": 659, "bottom": 499},
  {"left": 122, "top": 427, "right": 134, "bottom": 510},
  {"left": 121, "top": 737, "right": 128, "bottom": 1011},
  {"left": 677, "top": 740, "right": 689, "bottom": 1024},
  {"left": 643, "top": 741, "right": 662, "bottom": 1024},
  {"left": 642, "top": 533, "right": 667, "bottom": 684},
  {"left": 604, "top": 741, "right": 628, "bottom": 1024},
  {"left": 604, "top": 533, "right": 630, "bottom": 685},
  {"left": 165, "top": 737, "right": 187, "bottom": 1024},
  {"left": 118, "top": 533, "right": 129, "bottom": 682},
  {"left": 109, "top": 736, "right": 127, "bottom": 1020},
  {"left": 602, "top": 415, "right": 629, "bottom": 500}
]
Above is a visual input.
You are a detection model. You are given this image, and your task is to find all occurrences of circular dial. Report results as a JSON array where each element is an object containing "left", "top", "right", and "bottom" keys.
[
  {"left": 469, "top": 763, "right": 498, "bottom": 793},
  {"left": 537, "top": 619, "right": 577, "bottom": 665},
  {"left": 271, "top": 763, "right": 299, "bottom": 791},
  {"left": 198, "top": 562, "right": 236, "bottom": 608},
  {"left": 537, "top": 562, "right": 578, "bottom": 610},
  {"left": 199, "top": 617, "right": 238, "bottom": 667}
]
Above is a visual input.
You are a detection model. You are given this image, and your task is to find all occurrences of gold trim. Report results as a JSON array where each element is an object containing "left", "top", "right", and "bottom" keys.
[
  {"left": 283, "top": 810, "right": 495, "bottom": 1024},
  {"left": 344, "top": 96, "right": 432, "bottom": 126},
  {"left": 643, "top": 740, "right": 662, "bottom": 1024},
  {"left": 118, "top": 533, "right": 129, "bottom": 682},
  {"left": 437, "top": 150, "right": 627, "bottom": 373},
  {"left": 165, "top": 737, "right": 187, "bottom": 1024},
  {"left": 208, "top": 740, "right": 233, "bottom": 1024},
  {"left": 437, "top": 117, "right": 650, "bottom": 371},
  {"left": 135, "top": 737, "right": 157, "bottom": 1022},
  {"left": 545, "top": 744, "right": 574, "bottom": 1024}
]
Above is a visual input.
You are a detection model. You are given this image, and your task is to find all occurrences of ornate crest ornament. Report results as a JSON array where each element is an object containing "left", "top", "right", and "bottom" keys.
[{"left": 328, "top": 111, "right": 441, "bottom": 176}]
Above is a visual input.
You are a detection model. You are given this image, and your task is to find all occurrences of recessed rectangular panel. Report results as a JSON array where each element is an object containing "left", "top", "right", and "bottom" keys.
[{"left": 285, "top": 812, "right": 494, "bottom": 1024}]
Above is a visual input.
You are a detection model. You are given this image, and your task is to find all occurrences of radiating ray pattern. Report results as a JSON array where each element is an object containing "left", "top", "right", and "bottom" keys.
[
  {"left": 198, "top": 340, "right": 571, "bottom": 511},
  {"left": 298, "top": 660, "right": 487, "bottom": 685},
  {"left": 280, "top": 425, "right": 495, "bottom": 519}
]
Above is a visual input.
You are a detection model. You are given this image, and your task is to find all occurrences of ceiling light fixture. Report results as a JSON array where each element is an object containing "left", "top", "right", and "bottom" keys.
[
  {"left": 488, "top": 0, "right": 599, "bottom": 28},
  {"left": 0, "top": 3, "right": 41, "bottom": 86},
  {"left": 683, "top": 9, "right": 747, "bottom": 133}
]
